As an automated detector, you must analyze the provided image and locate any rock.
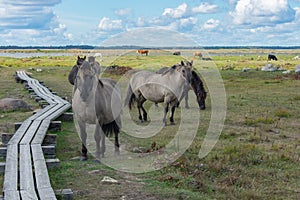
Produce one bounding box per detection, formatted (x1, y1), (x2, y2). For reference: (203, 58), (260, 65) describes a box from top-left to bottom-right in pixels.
(101, 176), (120, 184)
(282, 70), (291, 74)
(295, 65), (300, 73)
(262, 63), (276, 72)
(0, 98), (31, 111)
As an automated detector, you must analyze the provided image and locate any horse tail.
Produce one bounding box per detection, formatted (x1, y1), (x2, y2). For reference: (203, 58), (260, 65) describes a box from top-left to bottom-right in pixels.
(102, 120), (120, 137)
(124, 84), (135, 110)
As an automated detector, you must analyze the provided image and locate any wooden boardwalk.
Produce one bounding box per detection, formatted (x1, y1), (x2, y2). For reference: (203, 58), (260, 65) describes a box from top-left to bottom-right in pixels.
(3, 71), (71, 200)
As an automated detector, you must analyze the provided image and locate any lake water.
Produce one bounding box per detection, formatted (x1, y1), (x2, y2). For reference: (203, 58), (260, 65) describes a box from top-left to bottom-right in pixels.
(0, 52), (74, 58)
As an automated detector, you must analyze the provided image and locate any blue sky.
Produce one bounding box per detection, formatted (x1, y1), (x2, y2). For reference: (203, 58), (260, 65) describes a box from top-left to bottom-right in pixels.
(1, 0), (300, 46)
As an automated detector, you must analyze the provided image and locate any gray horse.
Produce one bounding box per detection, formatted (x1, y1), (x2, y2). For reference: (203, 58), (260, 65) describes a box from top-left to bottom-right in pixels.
(125, 61), (192, 126)
(156, 60), (207, 110)
(71, 59), (121, 161)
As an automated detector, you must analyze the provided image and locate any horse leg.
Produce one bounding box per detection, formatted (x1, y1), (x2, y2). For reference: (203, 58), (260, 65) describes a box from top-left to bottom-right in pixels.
(140, 98), (147, 121)
(163, 103), (169, 126)
(137, 103), (143, 122)
(169, 104), (176, 125)
(185, 91), (189, 109)
(100, 128), (106, 158)
(114, 132), (120, 156)
(79, 122), (88, 161)
(94, 123), (102, 160)
(137, 97), (147, 122)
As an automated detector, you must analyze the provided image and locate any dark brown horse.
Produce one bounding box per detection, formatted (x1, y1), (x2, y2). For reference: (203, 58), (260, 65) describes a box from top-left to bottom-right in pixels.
(68, 56), (86, 85)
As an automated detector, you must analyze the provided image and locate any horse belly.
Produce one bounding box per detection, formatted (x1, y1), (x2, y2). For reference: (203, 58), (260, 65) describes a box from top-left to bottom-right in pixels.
(139, 85), (165, 103)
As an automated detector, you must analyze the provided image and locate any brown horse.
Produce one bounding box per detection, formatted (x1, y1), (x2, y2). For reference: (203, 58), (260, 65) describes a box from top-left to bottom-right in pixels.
(194, 52), (202, 58)
(137, 49), (149, 56)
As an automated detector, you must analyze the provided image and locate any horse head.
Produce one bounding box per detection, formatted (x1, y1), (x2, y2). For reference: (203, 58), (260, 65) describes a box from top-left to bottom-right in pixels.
(191, 70), (206, 110)
(77, 56), (86, 66)
(179, 60), (193, 84)
(76, 60), (98, 102)
(88, 56), (101, 75)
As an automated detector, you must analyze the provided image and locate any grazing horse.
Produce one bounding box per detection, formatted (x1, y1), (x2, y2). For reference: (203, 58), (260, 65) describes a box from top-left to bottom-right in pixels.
(156, 61), (207, 110)
(137, 49), (149, 56)
(71, 60), (121, 161)
(268, 54), (277, 61)
(173, 51), (181, 55)
(194, 52), (202, 58)
(125, 61), (192, 126)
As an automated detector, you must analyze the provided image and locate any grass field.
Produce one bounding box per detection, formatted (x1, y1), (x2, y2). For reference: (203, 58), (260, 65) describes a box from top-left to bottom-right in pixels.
(0, 49), (299, 199)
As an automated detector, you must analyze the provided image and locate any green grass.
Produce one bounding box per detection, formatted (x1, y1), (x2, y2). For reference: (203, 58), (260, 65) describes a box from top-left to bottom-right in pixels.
(0, 49), (299, 199)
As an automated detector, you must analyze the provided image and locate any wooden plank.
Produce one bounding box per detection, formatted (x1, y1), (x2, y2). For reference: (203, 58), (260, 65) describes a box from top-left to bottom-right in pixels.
(38, 187), (57, 200)
(31, 120), (50, 144)
(8, 119), (32, 145)
(35, 106), (62, 121)
(45, 104), (71, 121)
(20, 191), (38, 200)
(31, 144), (51, 188)
(20, 120), (42, 145)
(3, 190), (20, 200)
(19, 145), (38, 199)
(3, 145), (18, 192)
(28, 104), (57, 121)
(31, 145), (56, 199)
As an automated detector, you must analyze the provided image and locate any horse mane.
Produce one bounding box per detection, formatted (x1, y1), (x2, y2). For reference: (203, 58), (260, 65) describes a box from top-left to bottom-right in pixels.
(191, 70), (206, 93)
(160, 64), (180, 76)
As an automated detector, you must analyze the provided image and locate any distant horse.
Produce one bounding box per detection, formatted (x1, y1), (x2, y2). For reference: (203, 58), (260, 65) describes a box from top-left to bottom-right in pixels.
(156, 61), (206, 110)
(202, 57), (212, 61)
(125, 61), (192, 126)
(68, 56), (86, 85)
(268, 54), (277, 61)
(137, 49), (149, 56)
(194, 52), (202, 58)
(173, 51), (181, 56)
(71, 60), (121, 161)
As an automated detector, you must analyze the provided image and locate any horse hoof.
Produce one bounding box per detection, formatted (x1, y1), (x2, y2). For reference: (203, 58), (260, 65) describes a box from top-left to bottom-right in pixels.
(80, 156), (88, 161)
(93, 159), (101, 163)
(170, 122), (176, 125)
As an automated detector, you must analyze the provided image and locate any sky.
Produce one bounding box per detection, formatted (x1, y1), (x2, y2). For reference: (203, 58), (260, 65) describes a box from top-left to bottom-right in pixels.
(1, 0), (300, 46)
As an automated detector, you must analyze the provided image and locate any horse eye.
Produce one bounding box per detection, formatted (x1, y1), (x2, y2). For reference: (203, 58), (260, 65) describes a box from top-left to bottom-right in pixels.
(182, 69), (185, 73)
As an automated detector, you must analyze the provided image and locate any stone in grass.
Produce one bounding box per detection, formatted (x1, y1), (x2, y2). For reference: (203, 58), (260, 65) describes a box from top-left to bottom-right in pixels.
(101, 176), (120, 185)
(0, 98), (31, 112)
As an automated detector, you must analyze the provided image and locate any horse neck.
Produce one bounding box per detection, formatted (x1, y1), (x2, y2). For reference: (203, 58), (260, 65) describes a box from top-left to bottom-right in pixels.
(191, 74), (205, 94)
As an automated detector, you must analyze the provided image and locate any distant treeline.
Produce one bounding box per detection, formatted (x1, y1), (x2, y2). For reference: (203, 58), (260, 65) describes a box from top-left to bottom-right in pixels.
(1, 45), (300, 50)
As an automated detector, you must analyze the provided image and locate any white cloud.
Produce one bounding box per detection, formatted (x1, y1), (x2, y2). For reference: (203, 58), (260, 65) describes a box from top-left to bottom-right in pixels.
(202, 19), (220, 30)
(0, 0), (74, 46)
(163, 3), (188, 18)
(230, 0), (296, 26)
(98, 17), (123, 31)
(0, 0), (61, 29)
(162, 2), (218, 19)
(192, 3), (219, 14)
(115, 8), (131, 16)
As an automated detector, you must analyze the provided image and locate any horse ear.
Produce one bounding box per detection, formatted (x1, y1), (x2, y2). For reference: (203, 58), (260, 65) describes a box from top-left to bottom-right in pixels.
(83, 56), (86, 60)
(181, 61), (185, 66)
(77, 56), (80, 59)
(190, 60), (193, 65)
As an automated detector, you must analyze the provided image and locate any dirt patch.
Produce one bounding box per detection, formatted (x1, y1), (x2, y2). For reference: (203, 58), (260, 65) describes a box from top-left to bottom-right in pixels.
(104, 65), (133, 75)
